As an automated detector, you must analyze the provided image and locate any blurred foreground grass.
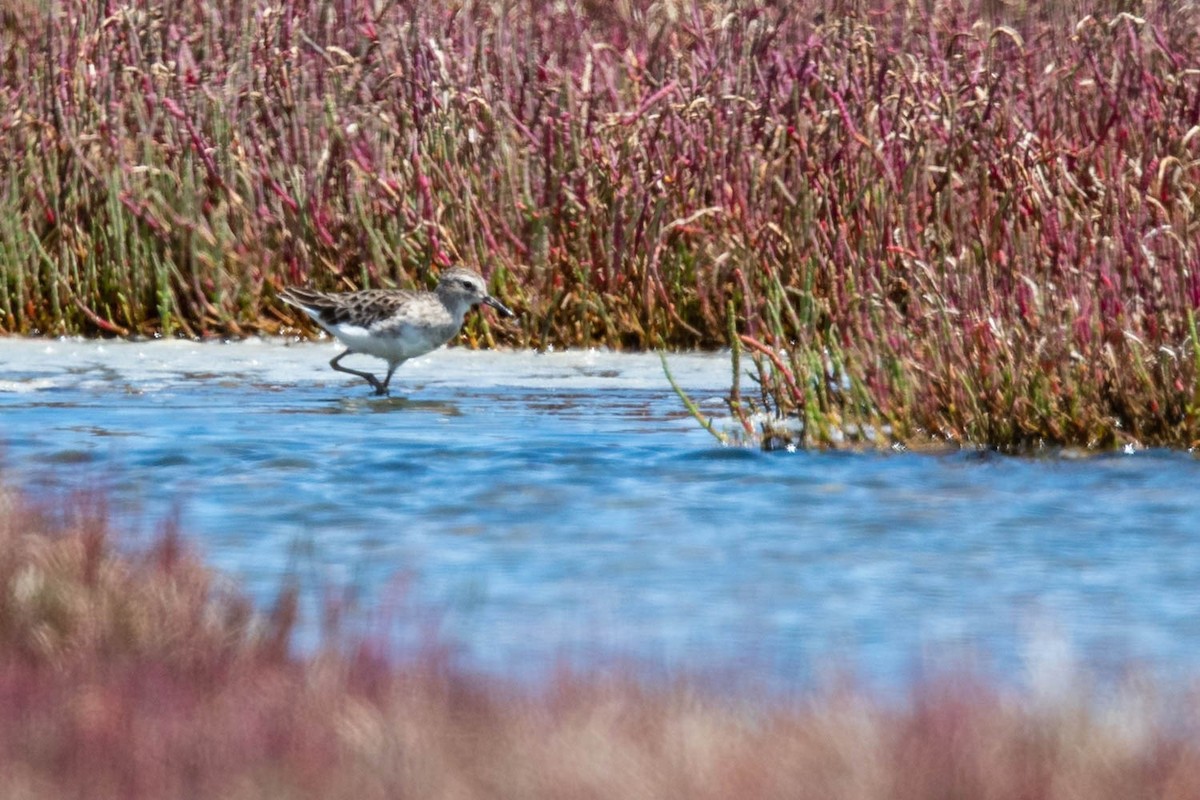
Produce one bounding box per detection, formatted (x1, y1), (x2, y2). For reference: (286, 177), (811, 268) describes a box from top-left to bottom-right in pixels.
(2, 479), (1200, 799)
(2, 0), (1199, 449)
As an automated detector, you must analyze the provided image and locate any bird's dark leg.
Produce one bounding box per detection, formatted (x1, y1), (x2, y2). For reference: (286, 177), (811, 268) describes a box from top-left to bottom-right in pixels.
(379, 360), (404, 395)
(330, 349), (386, 395)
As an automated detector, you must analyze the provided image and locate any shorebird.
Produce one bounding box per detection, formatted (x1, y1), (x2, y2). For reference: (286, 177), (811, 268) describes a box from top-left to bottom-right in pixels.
(280, 267), (514, 395)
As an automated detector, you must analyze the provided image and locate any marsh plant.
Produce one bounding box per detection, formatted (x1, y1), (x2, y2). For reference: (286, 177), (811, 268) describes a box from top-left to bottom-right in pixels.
(2, 0), (1198, 449)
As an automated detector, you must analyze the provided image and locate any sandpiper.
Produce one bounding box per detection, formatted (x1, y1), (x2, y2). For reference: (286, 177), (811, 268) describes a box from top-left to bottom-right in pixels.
(280, 267), (514, 395)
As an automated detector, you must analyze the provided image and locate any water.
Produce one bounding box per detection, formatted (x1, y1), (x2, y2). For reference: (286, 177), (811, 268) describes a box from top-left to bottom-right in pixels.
(2, 337), (1200, 693)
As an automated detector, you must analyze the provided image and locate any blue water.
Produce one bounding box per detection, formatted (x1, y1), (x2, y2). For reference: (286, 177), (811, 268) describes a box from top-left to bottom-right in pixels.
(2, 339), (1200, 693)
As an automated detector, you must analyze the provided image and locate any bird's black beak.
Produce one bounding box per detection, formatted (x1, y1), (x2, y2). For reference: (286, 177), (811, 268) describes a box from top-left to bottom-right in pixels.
(482, 295), (515, 318)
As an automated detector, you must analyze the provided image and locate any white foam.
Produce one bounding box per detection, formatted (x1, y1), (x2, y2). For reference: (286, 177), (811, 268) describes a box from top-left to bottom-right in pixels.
(0, 337), (732, 394)
(0, 378), (56, 393)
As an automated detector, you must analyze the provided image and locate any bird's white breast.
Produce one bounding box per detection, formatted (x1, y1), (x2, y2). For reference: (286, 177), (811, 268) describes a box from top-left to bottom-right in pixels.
(324, 319), (462, 362)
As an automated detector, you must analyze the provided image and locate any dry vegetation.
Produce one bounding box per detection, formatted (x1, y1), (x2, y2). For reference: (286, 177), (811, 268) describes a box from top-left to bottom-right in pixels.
(2, 0), (1199, 449)
(0, 479), (1198, 799)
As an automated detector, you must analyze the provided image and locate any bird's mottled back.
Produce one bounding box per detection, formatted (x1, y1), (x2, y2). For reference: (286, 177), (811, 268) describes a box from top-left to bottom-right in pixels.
(279, 286), (427, 328)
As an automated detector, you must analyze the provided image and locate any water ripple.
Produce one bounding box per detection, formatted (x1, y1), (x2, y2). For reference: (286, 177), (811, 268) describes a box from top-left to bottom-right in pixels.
(2, 339), (1199, 692)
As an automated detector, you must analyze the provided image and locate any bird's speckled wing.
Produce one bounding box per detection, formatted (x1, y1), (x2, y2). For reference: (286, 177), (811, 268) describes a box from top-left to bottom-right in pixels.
(280, 287), (427, 328)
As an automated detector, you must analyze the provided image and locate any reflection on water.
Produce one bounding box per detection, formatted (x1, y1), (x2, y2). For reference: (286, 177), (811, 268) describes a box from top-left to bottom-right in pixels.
(276, 397), (466, 416)
(2, 338), (1200, 693)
